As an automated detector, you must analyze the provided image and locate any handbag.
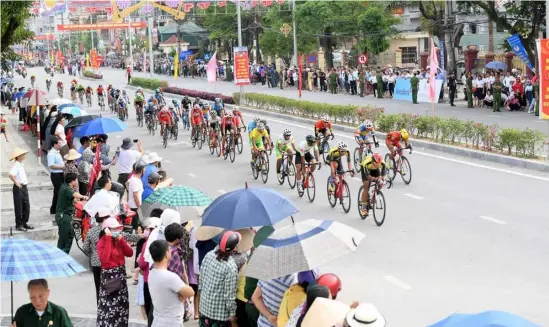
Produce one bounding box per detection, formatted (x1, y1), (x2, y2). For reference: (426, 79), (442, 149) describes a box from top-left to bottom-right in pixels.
(104, 276), (123, 295)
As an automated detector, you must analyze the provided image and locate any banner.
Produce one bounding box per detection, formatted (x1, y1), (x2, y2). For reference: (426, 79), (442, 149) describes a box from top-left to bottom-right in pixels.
(207, 51), (217, 83)
(538, 39), (549, 120)
(174, 54), (179, 79)
(506, 34), (534, 70)
(57, 22), (146, 31)
(439, 39), (444, 71)
(233, 46), (250, 86)
(393, 78), (443, 103)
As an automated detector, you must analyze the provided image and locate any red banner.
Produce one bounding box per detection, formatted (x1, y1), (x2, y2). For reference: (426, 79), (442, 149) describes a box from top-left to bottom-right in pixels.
(234, 46), (250, 86)
(34, 34), (55, 41)
(57, 22), (146, 31)
(298, 53), (303, 98)
(539, 39), (549, 120)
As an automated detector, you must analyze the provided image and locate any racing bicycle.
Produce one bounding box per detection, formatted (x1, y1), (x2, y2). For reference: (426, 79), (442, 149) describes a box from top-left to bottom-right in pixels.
(358, 179), (390, 226)
(276, 152), (296, 189)
(135, 102), (144, 127)
(252, 149), (269, 184)
(223, 132), (236, 163)
(353, 140), (378, 172)
(327, 169), (353, 213)
(318, 133), (334, 164)
(208, 124), (222, 157)
(384, 146), (412, 185)
(297, 162), (320, 202)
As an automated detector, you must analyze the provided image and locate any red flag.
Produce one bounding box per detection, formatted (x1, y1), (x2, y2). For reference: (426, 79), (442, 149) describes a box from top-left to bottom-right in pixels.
(207, 52), (217, 83)
(298, 53), (303, 98)
(88, 149), (102, 195)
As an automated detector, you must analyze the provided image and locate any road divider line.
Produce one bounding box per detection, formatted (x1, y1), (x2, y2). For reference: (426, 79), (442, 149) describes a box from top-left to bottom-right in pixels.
(479, 216), (508, 225)
(188, 173), (197, 178)
(383, 275), (412, 290)
(163, 159), (173, 164)
(404, 193), (424, 200)
(352, 177), (362, 183)
(217, 189), (226, 194)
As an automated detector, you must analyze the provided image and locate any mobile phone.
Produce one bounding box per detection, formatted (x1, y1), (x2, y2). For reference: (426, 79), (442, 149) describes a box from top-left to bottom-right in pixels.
(133, 139), (138, 143)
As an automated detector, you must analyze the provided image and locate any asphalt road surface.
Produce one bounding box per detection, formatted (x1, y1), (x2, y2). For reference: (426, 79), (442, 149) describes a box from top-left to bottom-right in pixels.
(11, 68), (549, 326)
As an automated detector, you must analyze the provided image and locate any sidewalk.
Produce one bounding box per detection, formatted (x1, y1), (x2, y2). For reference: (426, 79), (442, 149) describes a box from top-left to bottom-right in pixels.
(0, 106), (56, 240)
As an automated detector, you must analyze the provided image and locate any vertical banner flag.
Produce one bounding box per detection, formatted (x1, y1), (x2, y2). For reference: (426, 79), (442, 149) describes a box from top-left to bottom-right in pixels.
(207, 51), (217, 83)
(143, 50), (147, 73)
(439, 39), (444, 71)
(86, 53), (90, 68)
(298, 53), (303, 98)
(428, 37), (439, 103)
(174, 54), (179, 79)
(538, 39), (549, 120)
(234, 46), (250, 85)
(506, 34), (534, 70)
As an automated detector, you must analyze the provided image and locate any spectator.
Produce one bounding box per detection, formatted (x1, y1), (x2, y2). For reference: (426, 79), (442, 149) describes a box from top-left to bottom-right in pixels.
(165, 223), (192, 320)
(77, 148), (94, 195)
(47, 137), (65, 215)
(141, 152), (162, 186)
(278, 270), (318, 327)
(135, 217), (161, 319)
(55, 173), (87, 253)
(292, 285), (331, 327)
(117, 138), (144, 192)
(142, 171), (161, 202)
(12, 279), (71, 327)
(96, 217), (134, 327)
(9, 147), (31, 232)
(148, 239), (195, 327)
(76, 136), (90, 163)
(252, 273), (296, 327)
(484, 91), (494, 108)
(127, 161), (146, 232)
(198, 231), (241, 327)
(1, 113), (8, 142)
(43, 107), (57, 151)
(63, 149), (80, 177)
(54, 115), (69, 156)
(344, 303), (386, 327)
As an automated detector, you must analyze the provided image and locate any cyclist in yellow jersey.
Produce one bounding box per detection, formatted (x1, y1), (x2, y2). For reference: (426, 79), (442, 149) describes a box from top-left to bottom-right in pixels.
(249, 122), (271, 163)
(360, 153), (387, 217)
(326, 141), (354, 192)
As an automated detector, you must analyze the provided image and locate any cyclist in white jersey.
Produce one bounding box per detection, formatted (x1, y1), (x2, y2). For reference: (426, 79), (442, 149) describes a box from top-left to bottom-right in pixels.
(276, 129), (298, 179)
(295, 134), (320, 186)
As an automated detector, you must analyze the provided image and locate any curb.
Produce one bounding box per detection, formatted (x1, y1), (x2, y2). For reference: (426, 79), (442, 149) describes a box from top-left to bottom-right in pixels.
(0, 314), (146, 326)
(124, 86), (549, 172)
(80, 76), (104, 81)
(0, 222), (57, 241)
(0, 182), (53, 192)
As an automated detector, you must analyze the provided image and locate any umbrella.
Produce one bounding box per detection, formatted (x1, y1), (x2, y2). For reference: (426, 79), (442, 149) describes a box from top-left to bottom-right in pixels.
(201, 182), (299, 229)
(244, 219), (365, 280)
(22, 89), (47, 106)
(140, 186), (212, 222)
(58, 102), (83, 111)
(1, 235), (86, 319)
(59, 105), (88, 117)
(485, 61), (507, 71)
(50, 98), (72, 106)
(428, 311), (540, 327)
(1, 77), (14, 84)
(73, 117), (127, 137)
(67, 114), (100, 128)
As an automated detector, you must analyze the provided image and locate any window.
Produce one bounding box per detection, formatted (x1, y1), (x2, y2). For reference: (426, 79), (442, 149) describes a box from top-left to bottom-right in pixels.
(400, 47), (417, 64)
(496, 22), (504, 33)
(469, 23), (477, 34)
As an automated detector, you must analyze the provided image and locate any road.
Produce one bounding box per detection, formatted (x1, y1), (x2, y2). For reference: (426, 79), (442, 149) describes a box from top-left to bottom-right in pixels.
(8, 68), (549, 326)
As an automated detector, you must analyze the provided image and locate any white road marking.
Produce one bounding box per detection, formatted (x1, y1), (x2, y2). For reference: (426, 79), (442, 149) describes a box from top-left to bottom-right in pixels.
(404, 193), (424, 200)
(488, 114), (501, 118)
(115, 135), (122, 138)
(352, 177), (362, 183)
(217, 189), (226, 194)
(163, 159), (173, 164)
(242, 113), (549, 182)
(188, 173), (197, 178)
(479, 215), (508, 225)
(384, 275), (412, 290)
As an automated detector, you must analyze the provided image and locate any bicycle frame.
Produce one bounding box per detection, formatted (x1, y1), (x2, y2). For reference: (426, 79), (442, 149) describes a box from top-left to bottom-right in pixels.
(302, 162), (320, 188)
(334, 170), (351, 199)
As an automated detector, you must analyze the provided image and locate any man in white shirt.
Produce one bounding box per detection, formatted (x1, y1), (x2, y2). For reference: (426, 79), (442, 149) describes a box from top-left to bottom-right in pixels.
(127, 161), (145, 231)
(117, 137), (144, 194)
(9, 148), (32, 232)
(503, 72), (515, 94)
(84, 175), (119, 219)
(148, 239), (195, 327)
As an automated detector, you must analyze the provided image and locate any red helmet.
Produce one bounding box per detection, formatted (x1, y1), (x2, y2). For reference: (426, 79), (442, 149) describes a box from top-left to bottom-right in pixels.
(373, 153), (383, 164)
(219, 231), (241, 253)
(316, 273), (341, 298)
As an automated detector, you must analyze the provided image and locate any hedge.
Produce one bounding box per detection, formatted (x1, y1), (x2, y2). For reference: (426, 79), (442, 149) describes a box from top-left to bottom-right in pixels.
(163, 86), (234, 104)
(83, 69), (103, 79)
(376, 113), (546, 158)
(130, 77), (168, 90)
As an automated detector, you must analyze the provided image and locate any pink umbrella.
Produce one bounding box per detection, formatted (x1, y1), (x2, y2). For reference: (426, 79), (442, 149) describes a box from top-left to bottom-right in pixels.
(22, 89), (48, 106)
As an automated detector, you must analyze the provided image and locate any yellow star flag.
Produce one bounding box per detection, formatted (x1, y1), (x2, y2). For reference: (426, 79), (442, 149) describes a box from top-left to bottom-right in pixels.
(86, 53), (90, 68)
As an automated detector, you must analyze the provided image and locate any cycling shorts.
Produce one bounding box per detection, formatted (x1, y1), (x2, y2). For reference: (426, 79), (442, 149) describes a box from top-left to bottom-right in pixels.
(210, 122), (218, 130)
(361, 166), (380, 182)
(316, 128), (327, 136)
(295, 151), (313, 164)
(276, 144), (292, 159)
(250, 139), (264, 150)
(356, 134), (370, 142)
(224, 124), (234, 132)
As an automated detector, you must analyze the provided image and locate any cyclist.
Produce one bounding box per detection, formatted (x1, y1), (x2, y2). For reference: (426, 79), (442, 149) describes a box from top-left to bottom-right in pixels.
(85, 85), (93, 104)
(213, 97), (224, 116)
(355, 120), (379, 156)
(181, 96), (191, 111)
(45, 76), (52, 91)
(190, 104), (204, 141)
(315, 115), (333, 146)
(247, 117), (260, 134)
(326, 141), (354, 193)
(120, 90), (130, 104)
(276, 129), (297, 180)
(134, 89), (145, 111)
(359, 153), (387, 217)
(385, 128), (411, 167)
(154, 88), (164, 104)
(76, 83), (85, 103)
(232, 106), (246, 131)
(158, 105), (173, 137)
(209, 110), (221, 132)
(144, 98), (156, 125)
(202, 103), (211, 127)
(56, 81), (63, 96)
(249, 122), (270, 164)
(30, 75), (36, 87)
(221, 111), (238, 154)
(117, 96), (128, 120)
(70, 81), (77, 99)
(193, 97), (202, 108)
(295, 135), (320, 186)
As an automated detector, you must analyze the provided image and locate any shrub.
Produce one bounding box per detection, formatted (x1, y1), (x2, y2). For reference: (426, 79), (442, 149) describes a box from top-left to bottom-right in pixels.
(163, 87), (234, 104)
(83, 69), (103, 79)
(130, 77), (168, 90)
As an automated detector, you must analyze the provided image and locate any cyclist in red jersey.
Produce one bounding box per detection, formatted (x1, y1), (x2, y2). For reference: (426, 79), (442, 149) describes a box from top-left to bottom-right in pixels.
(158, 105), (173, 137)
(231, 107), (246, 131)
(191, 104), (204, 130)
(96, 85), (104, 95)
(314, 115), (333, 147)
(385, 129), (410, 161)
(221, 111), (238, 153)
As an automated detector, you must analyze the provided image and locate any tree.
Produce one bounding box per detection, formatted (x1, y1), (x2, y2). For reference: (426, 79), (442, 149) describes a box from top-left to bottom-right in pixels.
(1, 1), (34, 69)
(356, 3), (400, 56)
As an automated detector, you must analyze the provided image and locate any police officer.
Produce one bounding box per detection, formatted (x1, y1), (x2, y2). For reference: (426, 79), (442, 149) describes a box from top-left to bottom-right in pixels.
(359, 69), (365, 97)
(466, 72), (474, 108)
(376, 70), (383, 98)
(492, 72), (503, 112)
(329, 68), (338, 94)
(448, 71), (457, 106)
(410, 72), (419, 104)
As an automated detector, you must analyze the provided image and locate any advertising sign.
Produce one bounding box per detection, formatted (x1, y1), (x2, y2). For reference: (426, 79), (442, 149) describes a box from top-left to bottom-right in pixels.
(393, 78), (443, 103)
(57, 22), (146, 31)
(507, 34), (534, 70)
(538, 39), (549, 120)
(234, 46), (250, 86)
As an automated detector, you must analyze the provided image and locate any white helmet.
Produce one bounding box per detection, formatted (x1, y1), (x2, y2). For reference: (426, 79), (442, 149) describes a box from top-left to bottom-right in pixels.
(363, 120), (373, 128)
(257, 122), (265, 130)
(283, 129), (291, 136)
(337, 141), (348, 150)
(225, 111), (233, 118)
(322, 115), (330, 122)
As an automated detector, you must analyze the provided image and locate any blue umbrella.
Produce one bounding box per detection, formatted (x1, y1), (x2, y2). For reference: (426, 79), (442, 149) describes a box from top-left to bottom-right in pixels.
(1, 77), (13, 84)
(73, 117), (127, 137)
(485, 61), (507, 70)
(58, 102), (83, 111)
(428, 311), (540, 327)
(201, 182), (299, 229)
(59, 105), (88, 117)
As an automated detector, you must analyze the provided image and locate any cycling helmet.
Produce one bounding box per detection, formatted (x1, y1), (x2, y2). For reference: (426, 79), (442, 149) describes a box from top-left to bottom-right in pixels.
(136, 87), (142, 92)
(210, 110), (217, 118)
(134, 160), (147, 174)
(219, 230), (242, 253)
(337, 141), (348, 150)
(155, 88), (160, 93)
(322, 115), (330, 122)
(225, 111), (234, 118)
(214, 97), (221, 103)
(372, 153), (383, 165)
(254, 117), (261, 124)
(148, 172), (161, 184)
(257, 122), (265, 130)
(99, 84), (102, 87)
(317, 273), (342, 298)
(283, 129), (292, 136)
(364, 120), (373, 128)
(122, 90), (127, 95)
(172, 99), (178, 104)
(306, 135), (316, 145)
(232, 106), (240, 112)
(400, 129), (409, 141)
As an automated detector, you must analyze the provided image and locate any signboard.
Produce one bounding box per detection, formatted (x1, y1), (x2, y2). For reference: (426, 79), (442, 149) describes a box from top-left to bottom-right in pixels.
(57, 22), (146, 31)
(439, 40), (444, 71)
(507, 34), (534, 70)
(358, 53), (368, 64)
(179, 50), (193, 60)
(538, 39), (549, 120)
(393, 78), (443, 103)
(233, 46), (250, 86)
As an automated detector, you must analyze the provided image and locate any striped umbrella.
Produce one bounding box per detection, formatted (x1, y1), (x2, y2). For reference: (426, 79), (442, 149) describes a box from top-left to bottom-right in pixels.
(141, 186), (212, 222)
(22, 89), (47, 106)
(59, 105), (88, 117)
(244, 219), (365, 280)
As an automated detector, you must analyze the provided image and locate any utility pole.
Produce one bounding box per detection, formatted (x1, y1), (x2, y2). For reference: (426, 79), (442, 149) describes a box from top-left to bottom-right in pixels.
(292, 0), (298, 68)
(444, 0), (457, 73)
(148, 17), (154, 76)
(177, 20), (181, 75)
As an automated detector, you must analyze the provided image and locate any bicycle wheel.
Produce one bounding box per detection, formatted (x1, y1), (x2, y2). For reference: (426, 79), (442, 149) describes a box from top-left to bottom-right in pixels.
(215, 133), (222, 157)
(322, 142), (330, 164)
(191, 129), (197, 147)
(229, 139), (236, 163)
(201, 127), (207, 143)
(173, 125), (179, 140)
(353, 147), (362, 172)
(372, 190), (386, 226)
(208, 133), (215, 155)
(197, 132), (203, 149)
(400, 156), (412, 185)
(287, 161), (297, 189)
(384, 153), (396, 182)
(277, 160), (286, 185)
(261, 152), (269, 184)
(163, 130), (168, 148)
(341, 180), (351, 213)
(252, 160), (259, 180)
(327, 178), (337, 208)
(297, 176), (305, 197)
(236, 134), (243, 154)
(306, 173), (316, 202)
(357, 186), (367, 220)
(223, 138), (229, 160)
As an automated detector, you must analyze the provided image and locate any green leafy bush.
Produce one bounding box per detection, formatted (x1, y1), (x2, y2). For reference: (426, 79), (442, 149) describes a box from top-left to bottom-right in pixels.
(130, 77), (168, 90)
(83, 69), (103, 79)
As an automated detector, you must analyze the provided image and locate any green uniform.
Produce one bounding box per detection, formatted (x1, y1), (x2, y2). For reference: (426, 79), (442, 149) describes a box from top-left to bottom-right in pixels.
(410, 76), (419, 104)
(376, 72), (383, 98)
(279, 70), (284, 89)
(492, 80), (503, 112)
(55, 183), (76, 254)
(14, 302), (72, 327)
(329, 72), (338, 94)
(534, 83), (540, 116)
(466, 76), (474, 108)
(358, 71), (365, 97)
